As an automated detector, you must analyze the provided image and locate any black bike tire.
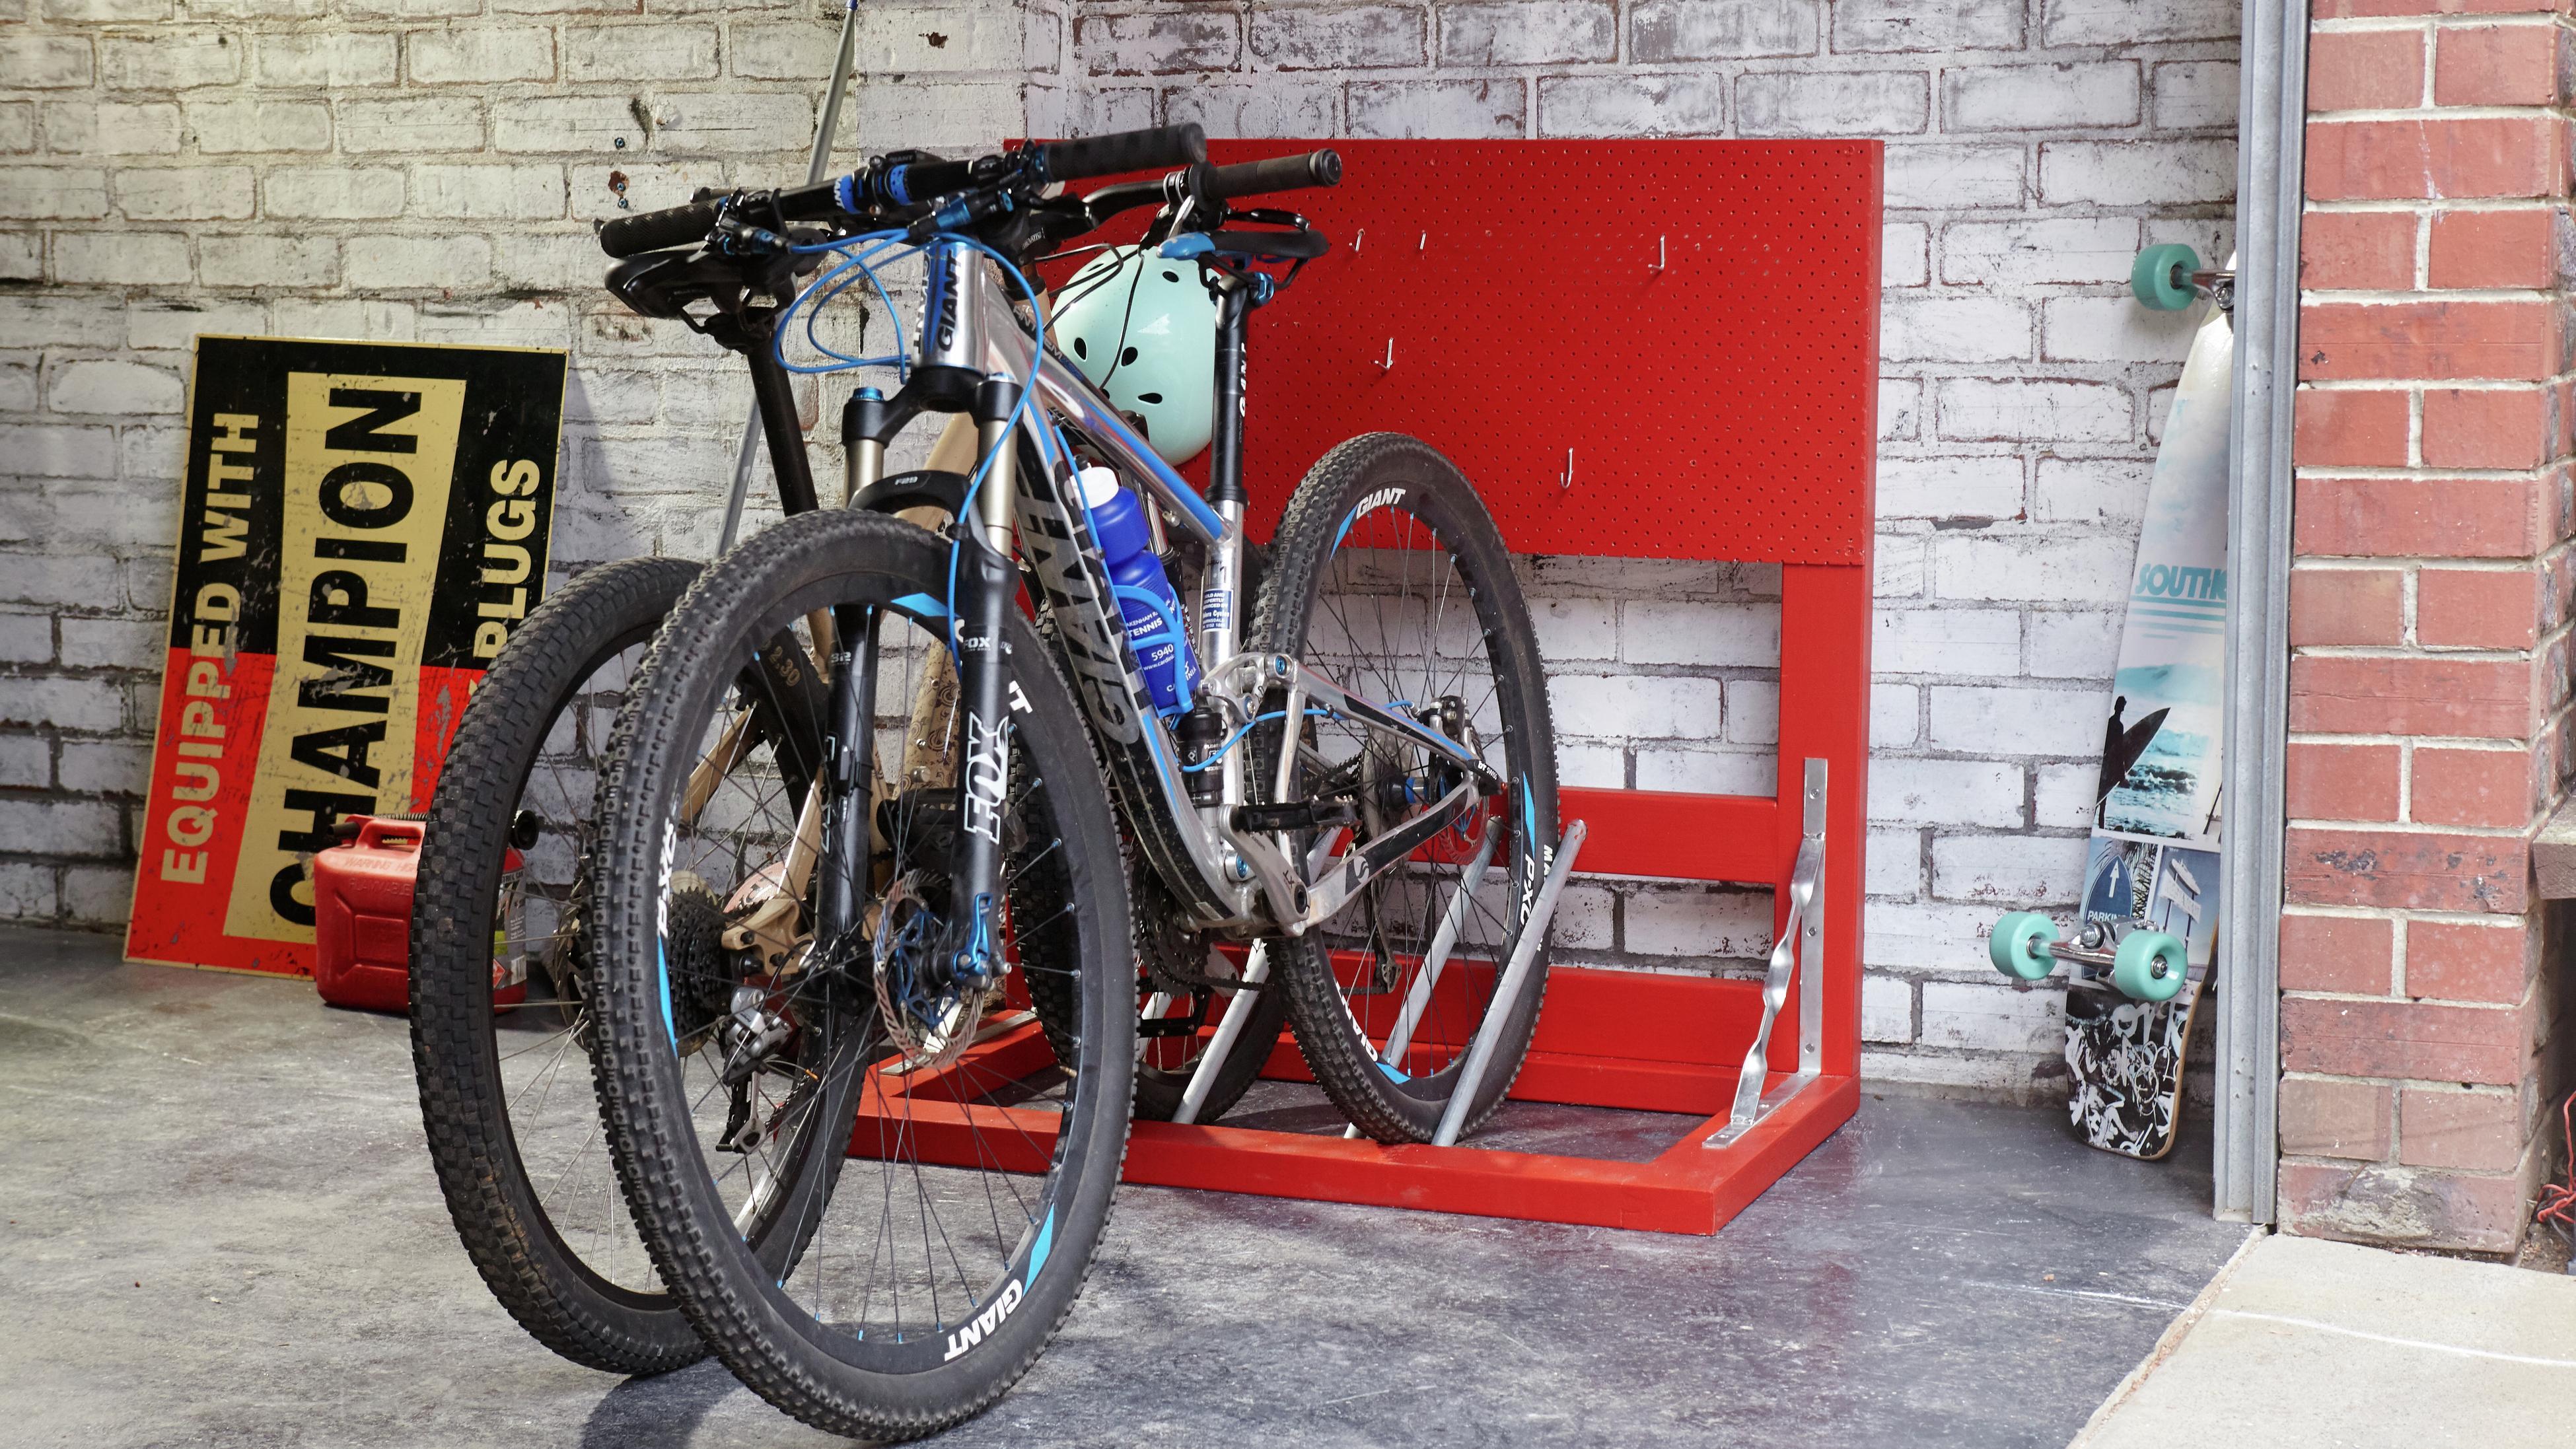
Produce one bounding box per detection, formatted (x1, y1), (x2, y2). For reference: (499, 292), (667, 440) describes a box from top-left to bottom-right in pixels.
(408, 556), (707, 1375)
(589, 511), (1133, 1440)
(1252, 433), (1561, 1144)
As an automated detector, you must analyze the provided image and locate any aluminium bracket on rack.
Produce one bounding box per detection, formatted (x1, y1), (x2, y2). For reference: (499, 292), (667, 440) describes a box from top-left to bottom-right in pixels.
(1709, 757), (1826, 1149)
(1430, 818), (1589, 1147)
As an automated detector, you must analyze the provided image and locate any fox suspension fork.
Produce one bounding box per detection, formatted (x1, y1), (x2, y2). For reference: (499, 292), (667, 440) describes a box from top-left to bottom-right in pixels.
(943, 376), (1024, 979)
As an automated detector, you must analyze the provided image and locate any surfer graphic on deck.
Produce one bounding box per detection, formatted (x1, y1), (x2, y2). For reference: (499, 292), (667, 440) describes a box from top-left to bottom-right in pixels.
(2094, 694), (2170, 828)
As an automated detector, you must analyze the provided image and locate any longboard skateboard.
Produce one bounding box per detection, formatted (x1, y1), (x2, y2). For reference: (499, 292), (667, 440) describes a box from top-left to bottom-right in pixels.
(1990, 246), (2232, 1162)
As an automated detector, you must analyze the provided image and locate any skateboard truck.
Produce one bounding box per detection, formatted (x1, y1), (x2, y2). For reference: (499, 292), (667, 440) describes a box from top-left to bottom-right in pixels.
(2133, 244), (2233, 317)
(1989, 911), (2186, 1004)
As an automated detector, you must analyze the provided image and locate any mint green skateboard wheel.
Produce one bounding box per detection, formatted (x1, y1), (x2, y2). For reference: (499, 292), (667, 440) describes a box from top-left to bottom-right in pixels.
(1990, 912), (2059, 981)
(2112, 931), (2187, 1002)
(2132, 244), (2201, 311)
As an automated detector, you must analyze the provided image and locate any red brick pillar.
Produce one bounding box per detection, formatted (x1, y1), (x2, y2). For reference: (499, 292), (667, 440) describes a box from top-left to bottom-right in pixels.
(2283, 4), (2571, 1254)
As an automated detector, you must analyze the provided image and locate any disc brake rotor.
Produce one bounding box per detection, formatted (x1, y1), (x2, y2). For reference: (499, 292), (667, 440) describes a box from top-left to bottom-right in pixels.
(871, 870), (986, 1068)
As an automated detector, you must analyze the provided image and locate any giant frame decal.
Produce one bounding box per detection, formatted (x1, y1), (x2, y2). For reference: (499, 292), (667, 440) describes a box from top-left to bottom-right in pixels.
(126, 336), (567, 976)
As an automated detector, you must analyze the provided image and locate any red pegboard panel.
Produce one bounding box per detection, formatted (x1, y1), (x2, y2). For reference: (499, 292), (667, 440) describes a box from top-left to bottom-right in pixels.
(1050, 139), (1882, 564)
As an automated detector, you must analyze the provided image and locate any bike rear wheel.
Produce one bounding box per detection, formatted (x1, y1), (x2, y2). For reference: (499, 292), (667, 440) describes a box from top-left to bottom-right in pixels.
(410, 556), (819, 1374)
(1254, 433), (1560, 1144)
(589, 509), (1132, 1440)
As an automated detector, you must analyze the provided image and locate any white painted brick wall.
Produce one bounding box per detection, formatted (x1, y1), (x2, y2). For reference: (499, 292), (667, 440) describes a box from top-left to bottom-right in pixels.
(0, 0), (2233, 1103)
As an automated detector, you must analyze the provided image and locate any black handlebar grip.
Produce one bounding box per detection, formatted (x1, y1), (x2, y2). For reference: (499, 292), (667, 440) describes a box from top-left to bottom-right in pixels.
(1037, 124), (1208, 184)
(1198, 149), (1343, 201)
(598, 199), (721, 258)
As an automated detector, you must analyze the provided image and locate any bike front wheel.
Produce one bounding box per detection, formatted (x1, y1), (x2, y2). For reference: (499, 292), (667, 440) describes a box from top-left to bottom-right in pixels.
(1254, 433), (1561, 1144)
(588, 509), (1133, 1440)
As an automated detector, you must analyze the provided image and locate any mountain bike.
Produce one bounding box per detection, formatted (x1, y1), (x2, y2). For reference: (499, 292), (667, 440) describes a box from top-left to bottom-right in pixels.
(402, 130), (1295, 1375)
(579, 125), (1569, 1434)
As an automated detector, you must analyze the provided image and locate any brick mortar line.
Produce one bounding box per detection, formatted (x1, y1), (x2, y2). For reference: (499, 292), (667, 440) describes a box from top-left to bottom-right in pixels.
(2284, 1078), (2520, 1096)
(2307, 106), (2576, 124)
(2288, 643), (2544, 660)
(2294, 561), (2558, 575)
(2304, 287), (2569, 302)
(2312, 14), (2563, 30)
(2288, 731), (2566, 747)
(2307, 197), (2574, 213)
(2280, 993), (2531, 1014)
(2277, 1154), (2527, 1179)
(2297, 383), (2576, 402)
(2285, 907), (2536, 927)
(2291, 464), (2571, 480)
(2284, 816), (2542, 838)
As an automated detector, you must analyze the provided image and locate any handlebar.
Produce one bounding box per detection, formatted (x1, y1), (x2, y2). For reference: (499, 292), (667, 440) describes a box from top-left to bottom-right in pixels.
(1038, 124), (1207, 183)
(599, 178), (843, 260)
(600, 125), (1211, 260)
(1193, 149), (1342, 202)
(600, 198), (724, 259)
(598, 127), (1323, 262)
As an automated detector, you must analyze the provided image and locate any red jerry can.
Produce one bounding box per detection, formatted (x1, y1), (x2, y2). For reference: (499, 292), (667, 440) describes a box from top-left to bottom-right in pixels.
(310, 816), (430, 1012)
(312, 816), (532, 1014)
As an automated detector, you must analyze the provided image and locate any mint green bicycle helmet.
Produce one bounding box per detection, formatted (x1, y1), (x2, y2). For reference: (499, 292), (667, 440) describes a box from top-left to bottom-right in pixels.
(1052, 246), (1216, 466)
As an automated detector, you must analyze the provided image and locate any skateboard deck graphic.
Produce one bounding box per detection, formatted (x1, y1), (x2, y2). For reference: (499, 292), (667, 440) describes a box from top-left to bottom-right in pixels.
(2067, 291), (2232, 1161)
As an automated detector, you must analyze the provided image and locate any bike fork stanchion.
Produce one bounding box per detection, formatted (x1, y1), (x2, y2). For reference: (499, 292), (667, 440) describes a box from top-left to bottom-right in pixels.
(715, 0), (865, 555)
(1710, 759), (1826, 1149)
(1171, 942), (1270, 1125)
(1430, 819), (1588, 1148)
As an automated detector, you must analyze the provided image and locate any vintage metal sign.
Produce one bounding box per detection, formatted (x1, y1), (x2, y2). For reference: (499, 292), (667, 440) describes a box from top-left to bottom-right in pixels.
(125, 336), (565, 975)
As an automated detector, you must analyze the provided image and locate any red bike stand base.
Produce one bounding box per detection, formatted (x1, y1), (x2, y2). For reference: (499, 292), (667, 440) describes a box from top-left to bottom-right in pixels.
(857, 137), (1880, 1237)
(1121, 1082), (1861, 1236)
(852, 953), (1861, 1237)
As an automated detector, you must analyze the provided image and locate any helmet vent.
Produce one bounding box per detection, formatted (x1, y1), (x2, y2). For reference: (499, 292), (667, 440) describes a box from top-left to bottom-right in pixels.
(1136, 392), (1163, 404)
(1120, 347), (1139, 366)
(1071, 337), (1087, 359)
(1162, 270), (1180, 283)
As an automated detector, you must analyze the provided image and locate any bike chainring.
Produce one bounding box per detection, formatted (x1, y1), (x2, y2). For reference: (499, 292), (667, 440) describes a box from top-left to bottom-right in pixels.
(1133, 859), (1240, 995)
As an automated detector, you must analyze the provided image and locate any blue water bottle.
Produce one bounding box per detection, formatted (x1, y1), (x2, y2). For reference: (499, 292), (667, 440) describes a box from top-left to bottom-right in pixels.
(1078, 466), (1201, 713)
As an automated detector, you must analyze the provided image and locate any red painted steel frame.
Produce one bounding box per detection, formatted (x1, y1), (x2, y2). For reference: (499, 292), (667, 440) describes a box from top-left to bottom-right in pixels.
(865, 139), (1878, 1236)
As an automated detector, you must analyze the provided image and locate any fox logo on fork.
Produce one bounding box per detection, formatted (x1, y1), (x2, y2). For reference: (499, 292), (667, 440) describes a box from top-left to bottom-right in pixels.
(962, 711), (1007, 844)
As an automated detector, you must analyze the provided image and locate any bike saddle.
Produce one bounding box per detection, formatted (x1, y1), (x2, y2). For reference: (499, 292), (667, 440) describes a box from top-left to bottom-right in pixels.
(604, 239), (830, 328)
(605, 248), (750, 324)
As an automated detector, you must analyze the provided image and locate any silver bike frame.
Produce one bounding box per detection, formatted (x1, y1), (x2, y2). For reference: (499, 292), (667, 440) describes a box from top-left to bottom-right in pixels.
(931, 247), (1494, 937)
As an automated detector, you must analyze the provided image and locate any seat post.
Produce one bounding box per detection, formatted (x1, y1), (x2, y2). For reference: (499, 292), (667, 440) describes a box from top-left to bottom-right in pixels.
(1206, 282), (1251, 509)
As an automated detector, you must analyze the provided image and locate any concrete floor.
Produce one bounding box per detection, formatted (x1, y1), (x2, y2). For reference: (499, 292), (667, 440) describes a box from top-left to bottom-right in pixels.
(1, 925), (2250, 1447)
(2078, 1233), (2576, 1449)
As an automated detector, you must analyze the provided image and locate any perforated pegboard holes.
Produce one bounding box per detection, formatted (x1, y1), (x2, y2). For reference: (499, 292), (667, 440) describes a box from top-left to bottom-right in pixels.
(1147, 140), (1884, 565)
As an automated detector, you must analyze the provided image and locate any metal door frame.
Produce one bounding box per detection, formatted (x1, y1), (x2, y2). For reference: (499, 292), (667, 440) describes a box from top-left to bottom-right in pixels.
(2217, 0), (2305, 1224)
